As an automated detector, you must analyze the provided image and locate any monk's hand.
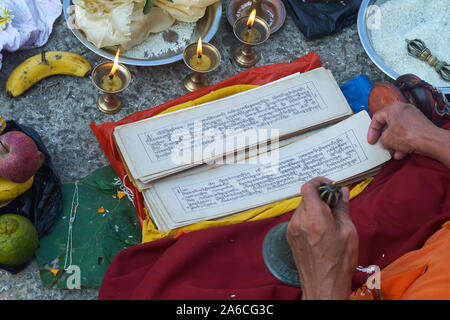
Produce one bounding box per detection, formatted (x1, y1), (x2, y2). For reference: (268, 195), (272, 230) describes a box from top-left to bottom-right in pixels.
(367, 102), (436, 160)
(286, 177), (358, 300)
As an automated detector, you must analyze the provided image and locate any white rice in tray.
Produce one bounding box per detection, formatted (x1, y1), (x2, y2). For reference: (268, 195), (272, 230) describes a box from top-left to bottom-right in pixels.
(371, 0), (450, 88)
(123, 21), (196, 59)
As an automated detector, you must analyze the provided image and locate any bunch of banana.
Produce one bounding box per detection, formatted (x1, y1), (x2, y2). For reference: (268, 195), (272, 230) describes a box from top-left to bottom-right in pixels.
(0, 176), (34, 208)
(6, 51), (92, 98)
(0, 116), (5, 134)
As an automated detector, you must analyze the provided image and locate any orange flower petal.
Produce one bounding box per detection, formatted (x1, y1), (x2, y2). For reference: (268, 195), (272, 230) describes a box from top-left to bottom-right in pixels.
(50, 268), (59, 277)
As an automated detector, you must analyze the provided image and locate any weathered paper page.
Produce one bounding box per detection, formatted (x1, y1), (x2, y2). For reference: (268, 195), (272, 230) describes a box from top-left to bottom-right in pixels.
(114, 67), (353, 186)
(146, 111), (391, 231)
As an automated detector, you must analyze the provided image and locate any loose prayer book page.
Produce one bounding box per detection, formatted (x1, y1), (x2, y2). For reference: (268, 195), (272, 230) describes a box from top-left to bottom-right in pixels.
(144, 111), (392, 232)
(113, 67), (353, 190)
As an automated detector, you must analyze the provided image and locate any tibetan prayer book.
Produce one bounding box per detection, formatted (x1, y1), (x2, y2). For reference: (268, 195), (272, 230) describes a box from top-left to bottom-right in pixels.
(143, 111), (391, 232)
(114, 67), (354, 191)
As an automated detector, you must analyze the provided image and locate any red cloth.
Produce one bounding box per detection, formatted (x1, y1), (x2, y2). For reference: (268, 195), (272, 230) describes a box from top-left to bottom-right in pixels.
(90, 52), (322, 226)
(350, 121), (450, 289)
(99, 122), (450, 300)
(100, 214), (298, 300)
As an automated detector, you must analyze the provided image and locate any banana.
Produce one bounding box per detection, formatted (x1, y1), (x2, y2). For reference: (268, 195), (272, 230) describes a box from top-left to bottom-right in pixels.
(0, 176), (34, 202)
(0, 116), (5, 134)
(6, 51), (92, 98)
(0, 199), (13, 208)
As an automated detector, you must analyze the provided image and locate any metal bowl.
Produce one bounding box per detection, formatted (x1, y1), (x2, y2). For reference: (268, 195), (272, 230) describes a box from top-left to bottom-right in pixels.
(63, 0), (222, 66)
(357, 0), (449, 95)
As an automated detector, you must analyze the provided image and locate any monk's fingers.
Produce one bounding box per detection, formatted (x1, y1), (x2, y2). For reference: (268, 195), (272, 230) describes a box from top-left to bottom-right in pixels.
(332, 187), (351, 225)
(301, 177), (332, 201)
(386, 148), (395, 156)
(367, 110), (388, 145)
(300, 177), (335, 221)
(393, 150), (407, 160)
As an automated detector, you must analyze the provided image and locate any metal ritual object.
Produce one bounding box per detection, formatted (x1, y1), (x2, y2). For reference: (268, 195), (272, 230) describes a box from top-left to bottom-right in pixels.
(262, 182), (342, 287)
(262, 221), (300, 287)
(232, 14), (270, 68)
(92, 62), (131, 114)
(182, 41), (221, 92)
(357, 0), (450, 95)
(226, 0), (286, 33)
(317, 181), (342, 209)
(406, 39), (450, 82)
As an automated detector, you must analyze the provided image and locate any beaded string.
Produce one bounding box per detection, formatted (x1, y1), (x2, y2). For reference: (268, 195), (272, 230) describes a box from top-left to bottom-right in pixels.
(63, 175), (133, 271)
(113, 174), (135, 206)
(64, 181), (79, 271)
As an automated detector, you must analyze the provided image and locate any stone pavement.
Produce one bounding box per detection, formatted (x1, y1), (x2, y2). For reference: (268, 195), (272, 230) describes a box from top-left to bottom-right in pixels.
(0, 3), (389, 299)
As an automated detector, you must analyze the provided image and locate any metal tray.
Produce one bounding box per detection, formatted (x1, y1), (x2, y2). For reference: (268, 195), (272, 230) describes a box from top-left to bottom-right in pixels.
(357, 0), (449, 95)
(63, 0), (222, 66)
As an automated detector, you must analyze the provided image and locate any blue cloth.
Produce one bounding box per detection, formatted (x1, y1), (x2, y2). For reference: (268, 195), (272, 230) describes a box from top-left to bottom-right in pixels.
(340, 75), (373, 114)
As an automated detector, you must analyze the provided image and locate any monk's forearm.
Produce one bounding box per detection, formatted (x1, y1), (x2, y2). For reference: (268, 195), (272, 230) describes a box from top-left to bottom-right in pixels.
(417, 126), (450, 169)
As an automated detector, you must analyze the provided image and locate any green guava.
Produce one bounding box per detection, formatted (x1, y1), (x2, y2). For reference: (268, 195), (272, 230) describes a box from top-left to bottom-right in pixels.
(0, 214), (39, 266)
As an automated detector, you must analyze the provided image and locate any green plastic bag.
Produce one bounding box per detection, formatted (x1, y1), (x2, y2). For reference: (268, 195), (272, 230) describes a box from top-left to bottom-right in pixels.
(36, 166), (141, 289)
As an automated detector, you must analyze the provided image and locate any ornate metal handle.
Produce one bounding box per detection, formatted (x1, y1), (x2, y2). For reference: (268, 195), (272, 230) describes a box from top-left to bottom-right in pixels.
(406, 39), (450, 82)
(317, 182), (342, 209)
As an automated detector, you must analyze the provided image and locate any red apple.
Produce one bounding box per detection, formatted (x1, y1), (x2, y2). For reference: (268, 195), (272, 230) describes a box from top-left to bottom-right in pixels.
(0, 131), (40, 183)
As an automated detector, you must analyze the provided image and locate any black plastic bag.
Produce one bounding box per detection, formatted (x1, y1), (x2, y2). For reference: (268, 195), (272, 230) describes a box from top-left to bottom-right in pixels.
(282, 0), (362, 40)
(0, 121), (62, 273)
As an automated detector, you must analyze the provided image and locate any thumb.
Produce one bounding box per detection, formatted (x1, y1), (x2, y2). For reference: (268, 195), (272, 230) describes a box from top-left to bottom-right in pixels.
(367, 110), (388, 145)
(332, 187), (351, 225)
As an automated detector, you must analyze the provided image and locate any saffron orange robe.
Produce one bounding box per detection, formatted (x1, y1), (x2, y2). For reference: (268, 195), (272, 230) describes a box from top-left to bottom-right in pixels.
(352, 221), (450, 300)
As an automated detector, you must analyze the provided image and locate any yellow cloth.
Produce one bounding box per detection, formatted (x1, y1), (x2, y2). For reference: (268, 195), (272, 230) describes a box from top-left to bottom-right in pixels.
(142, 85), (374, 243)
(158, 85), (259, 115)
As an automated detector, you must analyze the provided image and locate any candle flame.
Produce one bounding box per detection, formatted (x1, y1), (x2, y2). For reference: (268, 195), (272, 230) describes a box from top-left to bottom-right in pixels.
(247, 9), (256, 28)
(109, 46), (121, 77)
(197, 37), (203, 57)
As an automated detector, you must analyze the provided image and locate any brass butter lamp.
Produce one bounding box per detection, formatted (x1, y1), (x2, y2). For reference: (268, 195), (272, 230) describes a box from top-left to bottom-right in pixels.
(233, 9), (270, 68)
(183, 37), (221, 92)
(92, 47), (131, 114)
(226, 0), (287, 34)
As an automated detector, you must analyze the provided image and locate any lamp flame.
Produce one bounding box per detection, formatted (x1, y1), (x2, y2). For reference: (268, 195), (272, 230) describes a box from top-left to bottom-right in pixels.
(197, 37), (203, 58)
(109, 46), (121, 78)
(247, 9), (256, 28)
